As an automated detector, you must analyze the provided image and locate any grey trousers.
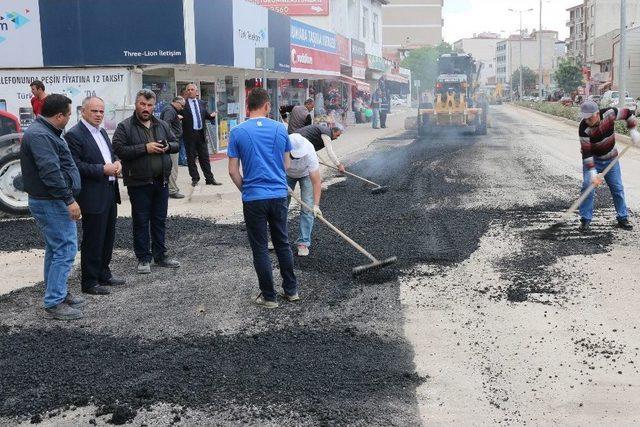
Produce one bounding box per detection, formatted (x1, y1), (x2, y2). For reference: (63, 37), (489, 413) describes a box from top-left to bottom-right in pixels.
(169, 153), (180, 195)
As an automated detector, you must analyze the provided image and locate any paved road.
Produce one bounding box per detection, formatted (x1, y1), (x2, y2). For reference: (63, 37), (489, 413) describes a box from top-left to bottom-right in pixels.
(1, 105), (639, 425)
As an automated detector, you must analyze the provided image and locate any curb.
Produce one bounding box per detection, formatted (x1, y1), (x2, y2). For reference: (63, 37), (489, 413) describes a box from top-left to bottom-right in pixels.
(510, 104), (635, 146)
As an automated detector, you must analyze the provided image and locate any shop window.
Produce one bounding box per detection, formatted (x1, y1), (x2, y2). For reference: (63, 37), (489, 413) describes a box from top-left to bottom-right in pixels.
(373, 13), (379, 43)
(362, 6), (369, 39)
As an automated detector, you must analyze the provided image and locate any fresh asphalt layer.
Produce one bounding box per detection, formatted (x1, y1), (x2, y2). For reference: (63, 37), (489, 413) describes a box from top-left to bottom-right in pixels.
(1, 105), (639, 425)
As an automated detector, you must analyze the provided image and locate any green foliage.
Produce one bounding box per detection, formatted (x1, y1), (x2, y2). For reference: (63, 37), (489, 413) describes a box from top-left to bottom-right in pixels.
(401, 42), (453, 91)
(554, 60), (584, 94)
(511, 67), (538, 95)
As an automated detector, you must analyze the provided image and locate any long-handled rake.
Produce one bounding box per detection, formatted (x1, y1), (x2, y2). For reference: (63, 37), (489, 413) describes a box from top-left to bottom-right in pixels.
(543, 143), (633, 236)
(288, 188), (397, 276)
(319, 161), (389, 195)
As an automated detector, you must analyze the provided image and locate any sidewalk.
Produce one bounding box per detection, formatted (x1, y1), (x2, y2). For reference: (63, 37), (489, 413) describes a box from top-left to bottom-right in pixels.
(0, 108), (413, 295)
(117, 107), (414, 223)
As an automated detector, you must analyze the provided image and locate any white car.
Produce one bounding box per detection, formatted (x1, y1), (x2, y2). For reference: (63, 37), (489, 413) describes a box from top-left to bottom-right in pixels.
(600, 90), (630, 109)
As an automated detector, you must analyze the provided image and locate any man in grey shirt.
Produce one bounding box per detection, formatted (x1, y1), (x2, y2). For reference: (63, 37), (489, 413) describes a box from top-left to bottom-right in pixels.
(160, 96), (186, 199)
(287, 98), (314, 134)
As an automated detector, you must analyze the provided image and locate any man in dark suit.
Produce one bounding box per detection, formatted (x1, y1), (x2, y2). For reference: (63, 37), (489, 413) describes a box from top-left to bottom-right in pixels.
(181, 83), (222, 186)
(66, 96), (125, 295)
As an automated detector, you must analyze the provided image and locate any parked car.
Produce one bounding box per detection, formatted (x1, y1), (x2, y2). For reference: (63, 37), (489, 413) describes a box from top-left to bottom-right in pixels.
(587, 94), (602, 104)
(623, 96), (637, 112)
(559, 96), (574, 107)
(0, 110), (27, 215)
(390, 94), (407, 107)
(600, 90), (630, 108)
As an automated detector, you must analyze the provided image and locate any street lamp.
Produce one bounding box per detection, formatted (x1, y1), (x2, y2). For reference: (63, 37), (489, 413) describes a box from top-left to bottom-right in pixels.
(508, 7), (534, 99)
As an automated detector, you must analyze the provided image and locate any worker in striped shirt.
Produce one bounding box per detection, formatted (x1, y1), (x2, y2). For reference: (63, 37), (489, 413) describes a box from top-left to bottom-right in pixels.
(577, 100), (636, 232)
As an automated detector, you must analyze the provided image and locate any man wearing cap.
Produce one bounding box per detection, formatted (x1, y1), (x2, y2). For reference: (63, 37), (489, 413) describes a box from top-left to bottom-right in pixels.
(287, 133), (323, 257)
(296, 123), (346, 174)
(287, 98), (315, 134)
(577, 100), (637, 231)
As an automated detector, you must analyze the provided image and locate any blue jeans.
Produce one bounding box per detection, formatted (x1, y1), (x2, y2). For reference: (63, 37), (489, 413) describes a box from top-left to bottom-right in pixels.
(29, 198), (78, 308)
(243, 197), (298, 301)
(127, 180), (169, 263)
(579, 158), (628, 222)
(178, 137), (187, 165)
(287, 175), (314, 247)
(372, 108), (380, 128)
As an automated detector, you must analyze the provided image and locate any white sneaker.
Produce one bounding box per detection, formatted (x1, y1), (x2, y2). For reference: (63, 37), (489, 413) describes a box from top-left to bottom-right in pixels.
(297, 244), (309, 257)
(255, 294), (279, 309)
(267, 241), (274, 251)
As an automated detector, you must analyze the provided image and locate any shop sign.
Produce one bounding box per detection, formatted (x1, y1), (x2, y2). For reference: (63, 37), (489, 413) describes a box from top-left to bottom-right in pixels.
(290, 20), (339, 75)
(0, 0), (43, 68)
(233, 0), (269, 70)
(195, 0), (234, 66)
(350, 39), (366, 79)
(39, 0), (186, 66)
(0, 68), (130, 131)
(268, 9), (291, 72)
(247, 0), (329, 16)
(367, 54), (385, 72)
(336, 34), (351, 66)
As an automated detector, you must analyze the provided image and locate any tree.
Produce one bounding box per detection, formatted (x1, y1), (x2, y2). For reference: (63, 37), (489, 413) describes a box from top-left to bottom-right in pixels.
(401, 42), (453, 95)
(554, 60), (583, 95)
(511, 67), (538, 95)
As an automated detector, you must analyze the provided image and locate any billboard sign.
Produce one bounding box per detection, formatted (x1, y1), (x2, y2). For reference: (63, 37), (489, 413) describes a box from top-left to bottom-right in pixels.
(290, 20), (338, 75)
(350, 39), (366, 79)
(247, 0), (329, 16)
(233, 0), (269, 70)
(0, 0), (43, 68)
(336, 34), (351, 66)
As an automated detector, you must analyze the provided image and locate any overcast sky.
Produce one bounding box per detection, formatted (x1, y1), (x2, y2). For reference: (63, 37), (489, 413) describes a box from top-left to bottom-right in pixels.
(443, 0), (580, 43)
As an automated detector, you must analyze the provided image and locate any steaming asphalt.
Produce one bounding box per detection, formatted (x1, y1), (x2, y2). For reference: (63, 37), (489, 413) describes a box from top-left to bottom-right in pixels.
(1, 105), (640, 425)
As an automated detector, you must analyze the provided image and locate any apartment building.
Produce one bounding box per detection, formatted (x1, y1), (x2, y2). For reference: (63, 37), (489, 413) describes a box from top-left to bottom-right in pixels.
(382, 0), (443, 61)
(453, 33), (503, 85)
(566, 3), (586, 61)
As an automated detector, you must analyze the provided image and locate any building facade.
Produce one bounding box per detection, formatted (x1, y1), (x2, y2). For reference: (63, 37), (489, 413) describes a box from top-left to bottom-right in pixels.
(453, 33), (502, 86)
(566, 3), (586, 62)
(381, 0), (443, 62)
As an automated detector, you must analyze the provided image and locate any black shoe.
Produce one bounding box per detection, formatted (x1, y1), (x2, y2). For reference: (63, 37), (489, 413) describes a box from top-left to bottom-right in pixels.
(64, 292), (87, 309)
(100, 276), (126, 287)
(578, 219), (591, 232)
(169, 192), (186, 199)
(154, 258), (181, 268)
(191, 179), (200, 187)
(45, 303), (83, 321)
(82, 285), (111, 295)
(205, 179), (223, 186)
(618, 218), (634, 231)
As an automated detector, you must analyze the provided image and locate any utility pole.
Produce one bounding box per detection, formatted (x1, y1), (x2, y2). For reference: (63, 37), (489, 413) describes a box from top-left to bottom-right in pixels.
(509, 8), (533, 99)
(539, 0), (543, 99)
(619, 0), (627, 100)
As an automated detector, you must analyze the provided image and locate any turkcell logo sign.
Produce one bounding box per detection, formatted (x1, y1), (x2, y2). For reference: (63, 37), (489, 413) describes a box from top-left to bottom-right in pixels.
(0, 10), (31, 44)
(290, 20), (336, 53)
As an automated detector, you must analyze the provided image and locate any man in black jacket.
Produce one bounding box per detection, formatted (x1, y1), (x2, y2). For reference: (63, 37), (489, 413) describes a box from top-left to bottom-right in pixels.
(112, 89), (181, 274)
(20, 94), (85, 320)
(181, 83), (222, 186)
(66, 96), (125, 296)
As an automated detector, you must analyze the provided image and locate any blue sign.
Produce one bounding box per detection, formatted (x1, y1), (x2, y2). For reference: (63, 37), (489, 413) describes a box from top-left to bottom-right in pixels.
(39, 0), (186, 66)
(194, 0), (234, 66)
(268, 10), (291, 72)
(290, 20), (336, 54)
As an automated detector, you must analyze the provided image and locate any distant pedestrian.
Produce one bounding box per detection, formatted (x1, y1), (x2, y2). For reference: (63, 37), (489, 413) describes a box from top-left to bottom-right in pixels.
(371, 88), (381, 129)
(20, 94), (85, 320)
(296, 123), (346, 174)
(112, 89), (181, 274)
(181, 83), (221, 186)
(379, 90), (389, 129)
(287, 97), (314, 134)
(286, 133), (322, 257)
(577, 100), (636, 232)
(161, 96), (186, 199)
(66, 96), (124, 296)
(228, 88), (298, 308)
(29, 80), (47, 117)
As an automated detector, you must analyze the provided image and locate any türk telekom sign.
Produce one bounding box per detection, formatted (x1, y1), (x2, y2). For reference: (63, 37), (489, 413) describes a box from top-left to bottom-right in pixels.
(247, 0), (328, 16)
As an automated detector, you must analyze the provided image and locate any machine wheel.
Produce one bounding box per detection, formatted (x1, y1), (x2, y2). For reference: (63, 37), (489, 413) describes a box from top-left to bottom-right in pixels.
(418, 113), (430, 137)
(0, 152), (29, 215)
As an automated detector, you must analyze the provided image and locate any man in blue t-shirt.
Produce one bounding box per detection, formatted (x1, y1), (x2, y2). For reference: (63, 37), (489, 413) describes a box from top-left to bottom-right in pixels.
(228, 88), (298, 308)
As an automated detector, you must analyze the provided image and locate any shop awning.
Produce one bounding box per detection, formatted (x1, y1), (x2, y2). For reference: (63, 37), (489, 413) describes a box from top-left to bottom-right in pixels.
(338, 74), (371, 92)
(384, 73), (409, 84)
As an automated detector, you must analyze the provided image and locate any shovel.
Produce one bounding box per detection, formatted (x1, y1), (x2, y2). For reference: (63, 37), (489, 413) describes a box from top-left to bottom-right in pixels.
(319, 161), (389, 195)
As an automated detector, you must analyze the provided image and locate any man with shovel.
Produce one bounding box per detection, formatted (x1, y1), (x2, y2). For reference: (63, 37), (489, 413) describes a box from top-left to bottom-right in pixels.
(578, 100), (636, 232)
(296, 123), (346, 174)
(287, 133), (323, 257)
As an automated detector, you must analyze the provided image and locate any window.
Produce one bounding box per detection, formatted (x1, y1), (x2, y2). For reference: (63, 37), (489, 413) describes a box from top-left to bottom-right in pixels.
(362, 6), (369, 39)
(589, 43), (594, 55)
(373, 13), (379, 43)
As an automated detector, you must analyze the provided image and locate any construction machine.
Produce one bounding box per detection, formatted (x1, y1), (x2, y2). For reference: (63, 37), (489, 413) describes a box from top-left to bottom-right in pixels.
(417, 53), (488, 136)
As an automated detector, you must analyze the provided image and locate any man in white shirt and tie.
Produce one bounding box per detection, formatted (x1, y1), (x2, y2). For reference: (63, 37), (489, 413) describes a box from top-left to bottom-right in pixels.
(66, 96), (125, 296)
(182, 83), (222, 186)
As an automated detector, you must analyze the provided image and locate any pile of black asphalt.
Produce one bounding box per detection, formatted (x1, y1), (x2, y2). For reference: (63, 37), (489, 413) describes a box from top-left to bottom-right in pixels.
(0, 127), (618, 424)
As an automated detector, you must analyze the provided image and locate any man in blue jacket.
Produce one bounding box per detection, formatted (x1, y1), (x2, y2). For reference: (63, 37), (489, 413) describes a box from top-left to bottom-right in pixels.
(20, 94), (85, 320)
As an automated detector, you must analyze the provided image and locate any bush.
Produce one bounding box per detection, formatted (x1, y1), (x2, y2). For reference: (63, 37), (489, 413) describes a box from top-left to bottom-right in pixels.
(514, 101), (631, 136)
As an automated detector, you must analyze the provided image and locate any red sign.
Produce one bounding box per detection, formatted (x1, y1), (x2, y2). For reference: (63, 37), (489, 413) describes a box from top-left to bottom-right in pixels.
(290, 44), (339, 75)
(336, 34), (351, 66)
(248, 0), (329, 16)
